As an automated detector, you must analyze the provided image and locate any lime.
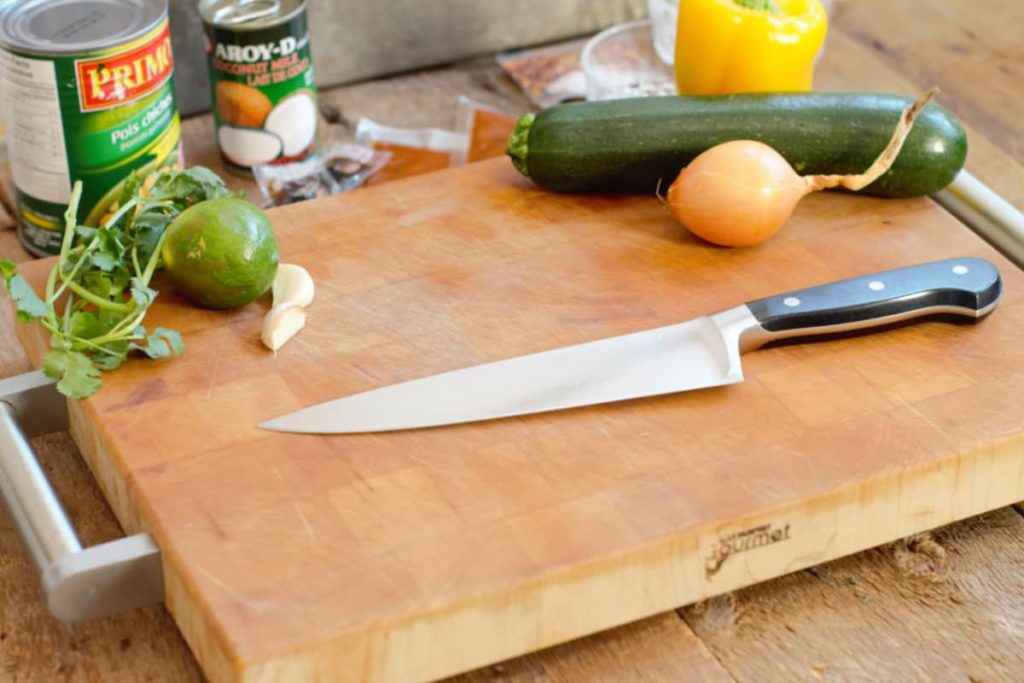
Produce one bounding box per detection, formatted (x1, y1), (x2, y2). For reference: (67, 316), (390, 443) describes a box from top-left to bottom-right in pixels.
(161, 198), (279, 309)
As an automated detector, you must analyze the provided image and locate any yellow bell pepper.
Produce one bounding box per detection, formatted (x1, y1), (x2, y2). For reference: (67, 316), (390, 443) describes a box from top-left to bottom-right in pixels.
(673, 0), (828, 95)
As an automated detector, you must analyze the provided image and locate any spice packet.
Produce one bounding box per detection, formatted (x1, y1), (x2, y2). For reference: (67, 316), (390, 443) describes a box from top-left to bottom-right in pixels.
(496, 38), (587, 108)
(453, 96), (521, 166)
(354, 118), (467, 185)
(252, 141), (390, 207)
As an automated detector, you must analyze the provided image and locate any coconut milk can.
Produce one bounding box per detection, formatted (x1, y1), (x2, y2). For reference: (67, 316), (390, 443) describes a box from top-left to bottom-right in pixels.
(199, 0), (318, 172)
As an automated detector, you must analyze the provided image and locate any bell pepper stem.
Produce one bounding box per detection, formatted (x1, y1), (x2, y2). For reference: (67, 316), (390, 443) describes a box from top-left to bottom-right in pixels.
(732, 0), (779, 13)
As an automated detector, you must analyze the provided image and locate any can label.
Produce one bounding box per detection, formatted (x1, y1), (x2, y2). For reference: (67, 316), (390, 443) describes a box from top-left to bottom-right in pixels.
(204, 7), (318, 171)
(2, 20), (182, 256)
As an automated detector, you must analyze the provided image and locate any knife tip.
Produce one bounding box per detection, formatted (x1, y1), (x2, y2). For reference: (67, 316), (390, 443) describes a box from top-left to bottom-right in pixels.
(256, 419), (289, 433)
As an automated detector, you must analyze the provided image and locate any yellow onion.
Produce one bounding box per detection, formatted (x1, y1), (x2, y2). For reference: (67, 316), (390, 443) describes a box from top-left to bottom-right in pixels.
(667, 87), (938, 247)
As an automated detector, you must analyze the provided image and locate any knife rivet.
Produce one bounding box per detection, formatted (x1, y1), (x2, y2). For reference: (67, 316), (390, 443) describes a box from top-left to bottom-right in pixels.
(783, 297), (800, 307)
(953, 265), (969, 275)
(868, 280), (885, 291)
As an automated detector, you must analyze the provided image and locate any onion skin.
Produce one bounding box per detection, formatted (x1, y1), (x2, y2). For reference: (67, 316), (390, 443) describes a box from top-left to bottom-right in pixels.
(666, 88), (938, 248)
(667, 140), (809, 247)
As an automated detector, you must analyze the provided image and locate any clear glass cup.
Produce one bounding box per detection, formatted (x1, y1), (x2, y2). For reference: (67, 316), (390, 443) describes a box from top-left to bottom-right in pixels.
(648, 0), (679, 66)
(581, 20), (677, 101)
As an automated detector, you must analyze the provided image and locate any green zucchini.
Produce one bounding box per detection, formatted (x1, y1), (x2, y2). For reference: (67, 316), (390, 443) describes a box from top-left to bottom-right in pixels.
(507, 93), (967, 197)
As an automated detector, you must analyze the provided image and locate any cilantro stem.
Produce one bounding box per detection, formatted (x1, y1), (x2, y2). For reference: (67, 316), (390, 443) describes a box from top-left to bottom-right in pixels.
(140, 230), (169, 284)
(40, 318), (60, 337)
(62, 292), (75, 331)
(132, 247), (143, 280)
(90, 308), (147, 345)
(51, 235), (101, 304)
(69, 335), (127, 358)
(66, 281), (133, 313)
(51, 198), (140, 304)
(58, 183), (83, 260)
(101, 197), (139, 229)
(42, 262), (61, 331)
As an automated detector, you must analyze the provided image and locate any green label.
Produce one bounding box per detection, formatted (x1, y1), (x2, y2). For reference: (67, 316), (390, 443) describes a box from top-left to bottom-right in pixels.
(5, 20), (182, 256)
(206, 9), (319, 168)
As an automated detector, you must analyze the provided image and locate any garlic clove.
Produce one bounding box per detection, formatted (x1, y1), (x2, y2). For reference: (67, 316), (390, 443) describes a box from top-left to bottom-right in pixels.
(261, 302), (307, 351)
(272, 263), (315, 308)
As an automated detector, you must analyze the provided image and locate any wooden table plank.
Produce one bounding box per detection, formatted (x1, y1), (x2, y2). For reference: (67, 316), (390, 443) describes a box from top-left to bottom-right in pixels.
(821, 0), (1024, 212)
(2, 1), (1023, 680)
(454, 612), (733, 683)
(835, 0), (1024, 164)
(683, 508), (1024, 681)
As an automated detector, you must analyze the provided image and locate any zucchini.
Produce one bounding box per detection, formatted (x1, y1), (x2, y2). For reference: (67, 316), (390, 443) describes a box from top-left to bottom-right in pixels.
(507, 93), (967, 197)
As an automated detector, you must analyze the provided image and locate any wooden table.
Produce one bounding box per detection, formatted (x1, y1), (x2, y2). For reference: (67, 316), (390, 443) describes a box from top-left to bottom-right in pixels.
(1, 1), (1022, 680)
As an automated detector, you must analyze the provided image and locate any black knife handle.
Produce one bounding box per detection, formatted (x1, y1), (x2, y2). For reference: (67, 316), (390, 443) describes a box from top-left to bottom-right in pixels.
(745, 257), (1002, 342)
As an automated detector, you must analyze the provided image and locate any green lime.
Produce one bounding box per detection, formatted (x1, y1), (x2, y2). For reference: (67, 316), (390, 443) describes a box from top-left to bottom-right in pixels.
(161, 198), (279, 309)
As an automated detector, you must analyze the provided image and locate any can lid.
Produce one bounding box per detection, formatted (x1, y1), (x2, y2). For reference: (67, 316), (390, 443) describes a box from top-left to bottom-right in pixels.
(0, 0), (166, 55)
(199, 0), (305, 30)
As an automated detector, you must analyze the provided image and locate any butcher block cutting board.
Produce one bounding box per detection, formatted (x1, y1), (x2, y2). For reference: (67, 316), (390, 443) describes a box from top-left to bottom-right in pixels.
(11, 158), (1024, 682)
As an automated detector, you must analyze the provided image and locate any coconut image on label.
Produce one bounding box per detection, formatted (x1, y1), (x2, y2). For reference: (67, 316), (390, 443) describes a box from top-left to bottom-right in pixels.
(264, 90), (317, 158)
(218, 126), (283, 167)
(216, 81), (272, 128)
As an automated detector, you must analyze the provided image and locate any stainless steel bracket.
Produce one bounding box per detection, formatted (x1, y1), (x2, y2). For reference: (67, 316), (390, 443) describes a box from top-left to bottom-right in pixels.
(0, 370), (163, 621)
(933, 170), (1024, 269)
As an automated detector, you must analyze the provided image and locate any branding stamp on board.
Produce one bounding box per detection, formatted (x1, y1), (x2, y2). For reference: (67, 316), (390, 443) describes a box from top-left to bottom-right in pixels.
(705, 522), (791, 578)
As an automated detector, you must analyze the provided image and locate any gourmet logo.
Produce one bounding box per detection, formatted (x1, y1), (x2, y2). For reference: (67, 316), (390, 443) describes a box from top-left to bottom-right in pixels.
(76, 25), (174, 112)
(705, 522), (791, 578)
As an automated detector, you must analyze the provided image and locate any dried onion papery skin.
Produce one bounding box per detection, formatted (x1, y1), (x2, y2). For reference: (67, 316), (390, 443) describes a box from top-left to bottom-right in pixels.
(667, 87), (939, 248)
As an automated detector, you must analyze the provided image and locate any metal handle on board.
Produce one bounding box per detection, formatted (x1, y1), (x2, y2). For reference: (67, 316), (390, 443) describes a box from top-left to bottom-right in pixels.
(933, 170), (1024, 269)
(0, 371), (163, 622)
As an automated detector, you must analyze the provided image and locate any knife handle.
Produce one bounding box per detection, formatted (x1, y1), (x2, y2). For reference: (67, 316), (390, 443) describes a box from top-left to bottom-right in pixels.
(744, 257), (1002, 346)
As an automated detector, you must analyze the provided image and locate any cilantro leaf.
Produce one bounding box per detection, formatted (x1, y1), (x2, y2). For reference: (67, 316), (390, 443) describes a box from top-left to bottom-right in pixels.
(116, 171), (143, 210)
(76, 225), (98, 241)
(94, 354), (125, 371)
(68, 311), (106, 340)
(130, 277), (156, 308)
(91, 250), (118, 272)
(151, 166), (236, 208)
(153, 327), (185, 355)
(129, 326), (184, 359)
(0, 261), (48, 322)
(43, 348), (102, 399)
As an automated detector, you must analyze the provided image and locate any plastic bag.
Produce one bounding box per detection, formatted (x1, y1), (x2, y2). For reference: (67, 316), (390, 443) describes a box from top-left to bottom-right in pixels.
(354, 118), (466, 185)
(253, 141), (390, 207)
(453, 96), (521, 165)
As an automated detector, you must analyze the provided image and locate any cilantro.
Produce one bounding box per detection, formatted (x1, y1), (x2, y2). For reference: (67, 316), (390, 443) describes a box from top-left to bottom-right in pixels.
(1, 260), (48, 322)
(129, 327), (184, 360)
(0, 167), (232, 399)
(44, 348), (102, 399)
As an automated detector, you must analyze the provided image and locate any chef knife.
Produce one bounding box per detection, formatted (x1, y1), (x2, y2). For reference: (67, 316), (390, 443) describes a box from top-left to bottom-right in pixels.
(260, 257), (1001, 434)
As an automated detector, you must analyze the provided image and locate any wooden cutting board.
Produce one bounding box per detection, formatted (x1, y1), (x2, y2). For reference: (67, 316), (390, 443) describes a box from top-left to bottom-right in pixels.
(11, 158), (1024, 682)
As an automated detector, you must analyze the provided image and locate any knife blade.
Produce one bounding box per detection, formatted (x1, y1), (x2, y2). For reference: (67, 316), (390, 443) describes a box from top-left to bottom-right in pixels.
(259, 257), (1002, 434)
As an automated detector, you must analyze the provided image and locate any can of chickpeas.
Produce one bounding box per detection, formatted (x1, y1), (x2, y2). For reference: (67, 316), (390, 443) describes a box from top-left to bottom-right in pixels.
(0, 0), (182, 256)
(198, 0), (319, 173)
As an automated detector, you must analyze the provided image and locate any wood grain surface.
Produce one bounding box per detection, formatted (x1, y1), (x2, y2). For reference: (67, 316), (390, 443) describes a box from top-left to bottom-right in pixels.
(1, 0), (1023, 681)
(11, 154), (1024, 682)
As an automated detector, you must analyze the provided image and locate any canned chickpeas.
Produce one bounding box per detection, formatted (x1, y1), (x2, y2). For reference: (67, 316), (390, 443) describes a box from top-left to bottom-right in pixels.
(199, 0), (319, 172)
(0, 0), (183, 257)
